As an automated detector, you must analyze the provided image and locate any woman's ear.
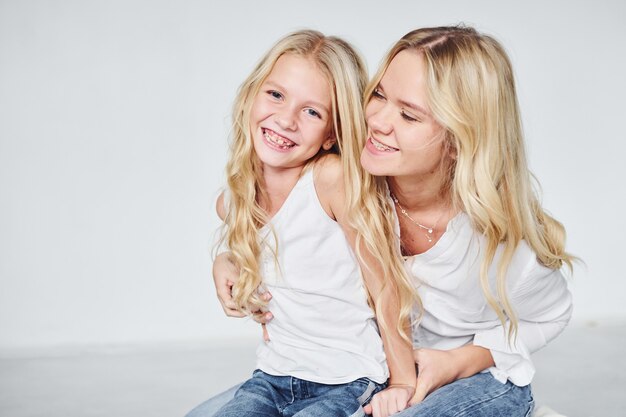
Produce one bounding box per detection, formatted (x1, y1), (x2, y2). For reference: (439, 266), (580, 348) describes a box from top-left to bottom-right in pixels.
(449, 146), (457, 161)
(446, 132), (457, 160)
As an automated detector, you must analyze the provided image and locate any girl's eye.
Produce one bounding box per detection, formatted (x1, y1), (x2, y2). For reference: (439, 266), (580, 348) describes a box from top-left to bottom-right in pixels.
(268, 90), (283, 100)
(401, 111), (420, 123)
(304, 108), (322, 119)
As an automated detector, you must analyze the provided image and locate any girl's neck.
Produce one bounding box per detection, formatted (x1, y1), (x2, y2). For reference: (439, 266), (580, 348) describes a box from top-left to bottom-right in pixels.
(261, 164), (306, 217)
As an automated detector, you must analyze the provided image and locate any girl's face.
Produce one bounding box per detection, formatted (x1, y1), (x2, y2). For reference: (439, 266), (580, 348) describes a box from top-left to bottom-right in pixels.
(250, 54), (335, 173)
(361, 50), (448, 179)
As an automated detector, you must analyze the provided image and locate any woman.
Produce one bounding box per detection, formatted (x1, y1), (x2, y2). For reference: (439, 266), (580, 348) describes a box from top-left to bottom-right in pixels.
(191, 25), (573, 417)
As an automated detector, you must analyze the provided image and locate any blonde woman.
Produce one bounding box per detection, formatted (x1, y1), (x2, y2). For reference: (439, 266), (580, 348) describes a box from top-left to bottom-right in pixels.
(198, 30), (418, 417)
(199, 26), (573, 417)
(357, 25), (573, 416)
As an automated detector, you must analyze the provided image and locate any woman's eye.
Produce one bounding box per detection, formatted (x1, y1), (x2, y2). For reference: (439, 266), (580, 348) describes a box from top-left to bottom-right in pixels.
(268, 90), (283, 100)
(304, 108), (322, 119)
(401, 111), (420, 122)
(372, 88), (385, 99)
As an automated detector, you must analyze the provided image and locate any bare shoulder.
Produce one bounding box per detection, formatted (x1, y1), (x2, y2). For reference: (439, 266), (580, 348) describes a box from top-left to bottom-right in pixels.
(313, 154), (346, 221)
(216, 191), (226, 221)
(314, 154), (344, 189)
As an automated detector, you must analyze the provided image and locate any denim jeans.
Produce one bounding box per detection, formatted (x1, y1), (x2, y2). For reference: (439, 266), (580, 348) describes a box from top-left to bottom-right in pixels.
(185, 372), (533, 417)
(394, 372), (534, 417)
(185, 383), (242, 417)
(193, 370), (384, 417)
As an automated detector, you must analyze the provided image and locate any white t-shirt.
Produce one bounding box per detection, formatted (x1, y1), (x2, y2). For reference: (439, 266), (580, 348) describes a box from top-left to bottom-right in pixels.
(404, 211), (573, 386)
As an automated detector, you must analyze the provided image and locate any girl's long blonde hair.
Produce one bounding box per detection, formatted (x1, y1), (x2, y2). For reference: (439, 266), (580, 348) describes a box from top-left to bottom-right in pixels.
(366, 25), (573, 341)
(222, 30), (416, 334)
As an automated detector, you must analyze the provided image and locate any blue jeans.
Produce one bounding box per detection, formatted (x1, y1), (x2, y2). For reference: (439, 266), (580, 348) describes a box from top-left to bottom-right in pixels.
(394, 373), (534, 417)
(191, 370), (384, 417)
(185, 372), (533, 417)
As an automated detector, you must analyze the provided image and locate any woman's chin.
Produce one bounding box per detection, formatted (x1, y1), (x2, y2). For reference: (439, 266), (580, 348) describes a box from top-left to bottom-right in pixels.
(360, 153), (392, 177)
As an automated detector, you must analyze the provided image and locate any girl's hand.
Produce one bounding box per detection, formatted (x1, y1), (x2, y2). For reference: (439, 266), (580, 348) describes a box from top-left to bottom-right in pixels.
(363, 385), (414, 417)
(409, 348), (459, 404)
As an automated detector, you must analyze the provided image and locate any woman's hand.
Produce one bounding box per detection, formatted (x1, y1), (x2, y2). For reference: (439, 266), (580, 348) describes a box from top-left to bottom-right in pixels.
(213, 252), (245, 318)
(410, 345), (494, 404)
(364, 385), (414, 417)
(213, 252), (273, 340)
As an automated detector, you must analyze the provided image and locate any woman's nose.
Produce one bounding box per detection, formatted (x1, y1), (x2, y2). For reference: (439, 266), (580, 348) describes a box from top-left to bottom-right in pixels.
(366, 103), (392, 136)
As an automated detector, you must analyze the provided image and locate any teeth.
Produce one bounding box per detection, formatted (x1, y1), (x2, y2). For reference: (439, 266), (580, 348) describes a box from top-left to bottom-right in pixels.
(263, 129), (295, 149)
(371, 137), (396, 152)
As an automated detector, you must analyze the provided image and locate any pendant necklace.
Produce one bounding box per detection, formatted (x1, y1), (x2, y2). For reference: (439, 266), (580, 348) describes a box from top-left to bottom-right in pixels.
(390, 192), (446, 243)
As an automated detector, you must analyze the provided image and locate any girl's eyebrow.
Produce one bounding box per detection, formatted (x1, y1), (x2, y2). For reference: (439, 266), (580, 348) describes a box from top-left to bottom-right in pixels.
(264, 80), (329, 115)
(264, 80), (285, 91)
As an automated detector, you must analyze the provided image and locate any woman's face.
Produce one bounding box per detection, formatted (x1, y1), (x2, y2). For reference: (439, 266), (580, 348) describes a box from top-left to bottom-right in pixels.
(360, 50), (448, 179)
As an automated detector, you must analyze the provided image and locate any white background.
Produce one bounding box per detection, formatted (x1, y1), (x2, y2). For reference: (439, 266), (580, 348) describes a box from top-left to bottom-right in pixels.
(1, 0), (625, 352)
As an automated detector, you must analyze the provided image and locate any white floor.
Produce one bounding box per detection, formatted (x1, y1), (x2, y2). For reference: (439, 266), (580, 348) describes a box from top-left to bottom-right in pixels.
(1, 323), (624, 417)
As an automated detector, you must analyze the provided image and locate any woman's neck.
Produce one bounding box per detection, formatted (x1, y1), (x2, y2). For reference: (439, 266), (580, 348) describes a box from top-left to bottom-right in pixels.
(387, 174), (450, 211)
(387, 174), (455, 256)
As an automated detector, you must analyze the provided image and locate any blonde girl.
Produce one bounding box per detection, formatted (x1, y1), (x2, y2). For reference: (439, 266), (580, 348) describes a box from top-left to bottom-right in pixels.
(202, 30), (417, 417)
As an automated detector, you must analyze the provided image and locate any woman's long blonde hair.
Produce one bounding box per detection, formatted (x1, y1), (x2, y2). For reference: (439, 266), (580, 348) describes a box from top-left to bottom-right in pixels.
(366, 26), (573, 341)
(221, 30), (415, 333)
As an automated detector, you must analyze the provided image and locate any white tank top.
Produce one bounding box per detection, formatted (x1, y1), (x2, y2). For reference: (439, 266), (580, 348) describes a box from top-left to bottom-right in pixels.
(254, 169), (388, 384)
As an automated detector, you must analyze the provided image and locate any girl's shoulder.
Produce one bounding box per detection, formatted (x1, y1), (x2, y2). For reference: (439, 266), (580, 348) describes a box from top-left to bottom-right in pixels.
(215, 190), (227, 221)
(312, 154), (345, 221)
(312, 154), (343, 189)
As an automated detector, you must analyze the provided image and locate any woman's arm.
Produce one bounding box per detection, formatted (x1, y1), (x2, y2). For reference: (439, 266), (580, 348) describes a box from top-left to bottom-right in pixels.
(214, 192), (273, 326)
(472, 257), (573, 386)
(213, 252), (245, 318)
(213, 252), (273, 320)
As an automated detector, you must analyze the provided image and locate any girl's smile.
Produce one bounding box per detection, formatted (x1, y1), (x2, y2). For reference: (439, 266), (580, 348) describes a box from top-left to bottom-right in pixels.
(262, 128), (297, 151)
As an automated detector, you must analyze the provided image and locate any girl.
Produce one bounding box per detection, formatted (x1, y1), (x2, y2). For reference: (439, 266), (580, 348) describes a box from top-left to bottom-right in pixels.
(206, 30), (417, 417)
(204, 25), (574, 417)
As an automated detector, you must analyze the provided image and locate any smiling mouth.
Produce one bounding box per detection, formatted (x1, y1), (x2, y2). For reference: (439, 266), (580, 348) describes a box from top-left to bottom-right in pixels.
(263, 128), (296, 149)
(370, 137), (398, 152)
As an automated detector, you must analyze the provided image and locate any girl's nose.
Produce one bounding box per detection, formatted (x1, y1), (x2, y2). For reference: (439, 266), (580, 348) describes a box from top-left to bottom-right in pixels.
(275, 108), (297, 131)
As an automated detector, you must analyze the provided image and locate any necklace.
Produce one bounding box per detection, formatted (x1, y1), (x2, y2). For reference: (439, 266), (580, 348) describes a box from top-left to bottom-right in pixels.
(390, 192), (445, 243)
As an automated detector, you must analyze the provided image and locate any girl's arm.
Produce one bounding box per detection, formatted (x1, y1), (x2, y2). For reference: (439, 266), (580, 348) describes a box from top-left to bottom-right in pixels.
(409, 345), (494, 404)
(315, 156), (416, 417)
